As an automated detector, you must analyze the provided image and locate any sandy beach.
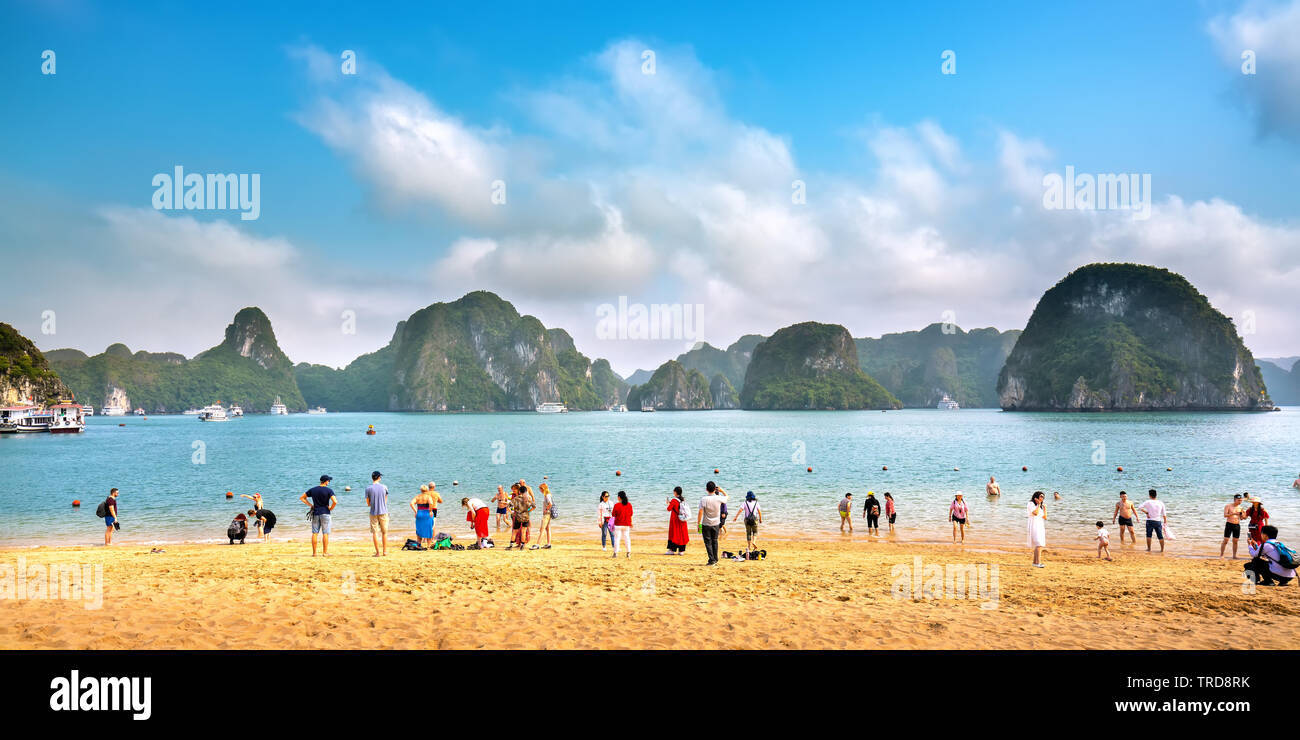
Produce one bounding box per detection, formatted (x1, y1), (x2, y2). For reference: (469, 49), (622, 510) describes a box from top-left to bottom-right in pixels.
(2, 533), (1295, 650)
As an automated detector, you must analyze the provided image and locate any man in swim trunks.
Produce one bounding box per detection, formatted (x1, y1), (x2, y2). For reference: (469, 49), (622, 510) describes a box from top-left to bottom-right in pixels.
(1221, 493), (1246, 559)
(494, 485), (510, 531)
(838, 493), (853, 533)
(103, 488), (120, 546)
(986, 476), (1000, 497)
(1112, 491), (1138, 545)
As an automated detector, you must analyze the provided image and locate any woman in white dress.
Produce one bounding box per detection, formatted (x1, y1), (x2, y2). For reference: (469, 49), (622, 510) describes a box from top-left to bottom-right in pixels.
(1027, 491), (1047, 568)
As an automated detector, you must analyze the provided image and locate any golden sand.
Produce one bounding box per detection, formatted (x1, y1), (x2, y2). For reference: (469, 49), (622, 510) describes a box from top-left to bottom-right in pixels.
(1, 534), (1295, 650)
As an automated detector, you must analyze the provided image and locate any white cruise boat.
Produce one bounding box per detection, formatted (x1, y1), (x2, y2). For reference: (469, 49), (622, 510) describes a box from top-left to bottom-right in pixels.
(937, 394), (960, 410)
(0, 405), (45, 433)
(81, 404), (94, 416)
(608, 404), (628, 412)
(101, 405), (126, 417)
(182, 408), (201, 415)
(269, 397), (288, 415)
(535, 402), (567, 413)
(640, 404), (656, 412)
(197, 403), (229, 422)
(48, 403), (86, 433)
(229, 405), (244, 417)
(306, 406), (327, 414)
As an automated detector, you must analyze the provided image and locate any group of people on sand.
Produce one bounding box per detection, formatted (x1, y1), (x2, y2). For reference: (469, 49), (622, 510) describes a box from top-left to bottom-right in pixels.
(592, 482), (764, 565)
(837, 491), (896, 535)
(458, 479), (555, 551)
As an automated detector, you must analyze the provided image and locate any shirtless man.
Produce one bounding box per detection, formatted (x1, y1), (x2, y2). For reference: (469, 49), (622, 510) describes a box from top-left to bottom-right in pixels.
(493, 484), (510, 531)
(986, 476), (1001, 497)
(1220, 493), (1247, 559)
(1112, 491), (1138, 545)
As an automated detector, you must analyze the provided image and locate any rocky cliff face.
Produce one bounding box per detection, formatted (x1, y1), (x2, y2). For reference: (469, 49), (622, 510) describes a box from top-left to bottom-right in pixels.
(47, 308), (306, 413)
(856, 324), (1020, 407)
(740, 322), (901, 410)
(998, 263), (1272, 411)
(0, 323), (71, 405)
(625, 360), (713, 410)
(710, 373), (738, 409)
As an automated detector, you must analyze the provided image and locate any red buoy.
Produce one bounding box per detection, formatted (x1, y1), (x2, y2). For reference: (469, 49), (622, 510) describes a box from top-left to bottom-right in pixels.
(1117, 466), (1124, 472)
(615, 470), (621, 476)
(714, 468), (719, 474)
(72, 500), (80, 507)
(806, 467), (812, 472)
(226, 491), (233, 498)
(1022, 466), (1028, 471)
(882, 465), (888, 471)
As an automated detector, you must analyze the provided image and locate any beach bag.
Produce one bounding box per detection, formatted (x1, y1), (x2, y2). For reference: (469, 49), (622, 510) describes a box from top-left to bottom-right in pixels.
(677, 500), (689, 522)
(227, 520), (246, 539)
(548, 504), (559, 521)
(433, 535), (453, 550)
(95, 501), (108, 518)
(744, 502), (758, 526)
(402, 538), (425, 551)
(1270, 541), (1299, 570)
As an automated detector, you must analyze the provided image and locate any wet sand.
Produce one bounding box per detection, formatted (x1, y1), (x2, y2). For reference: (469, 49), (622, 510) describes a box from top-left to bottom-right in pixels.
(1, 534), (1295, 650)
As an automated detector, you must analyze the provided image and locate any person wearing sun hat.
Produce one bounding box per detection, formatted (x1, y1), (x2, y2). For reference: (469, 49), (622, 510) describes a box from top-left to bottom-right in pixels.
(949, 492), (970, 544)
(739, 491), (762, 557)
(1245, 495), (1270, 547)
(862, 491), (882, 536)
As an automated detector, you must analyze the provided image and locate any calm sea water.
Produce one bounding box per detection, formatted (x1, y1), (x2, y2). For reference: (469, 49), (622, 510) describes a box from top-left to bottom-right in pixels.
(2, 409), (1298, 551)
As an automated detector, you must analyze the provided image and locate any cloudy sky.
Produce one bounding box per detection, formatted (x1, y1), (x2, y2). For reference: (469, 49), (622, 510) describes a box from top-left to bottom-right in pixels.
(2, 0), (1299, 375)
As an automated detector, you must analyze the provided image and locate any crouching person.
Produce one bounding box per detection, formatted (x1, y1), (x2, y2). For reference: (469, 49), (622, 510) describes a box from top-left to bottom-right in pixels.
(1244, 525), (1297, 587)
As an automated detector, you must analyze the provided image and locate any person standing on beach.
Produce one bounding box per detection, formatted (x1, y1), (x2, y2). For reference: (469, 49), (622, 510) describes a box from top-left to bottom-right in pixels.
(1112, 491), (1138, 545)
(986, 476), (1001, 497)
(1095, 521), (1112, 560)
(1221, 493), (1247, 559)
(102, 488), (120, 546)
(365, 471), (389, 557)
(598, 491), (616, 551)
(508, 482), (534, 551)
(699, 482), (725, 565)
(1245, 496), (1270, 547)
(611, 491), (633, 558)
(531, 482), (553, 550)
(838, 493), (854, 533)
(493, 485), (510, 532)
(862, 491), (881, 535)
(949, 492), (970, 544)
(739, 491), (762, 557)
(1027, 491), (1047, 568)
(666, 486), (689, 555)
(463, 497), (491, 548)
(299, 475), (337, 557)
(1138, 489), (1167, 553)
(410, 485), (436, 549)
(884, 492), (896, 534)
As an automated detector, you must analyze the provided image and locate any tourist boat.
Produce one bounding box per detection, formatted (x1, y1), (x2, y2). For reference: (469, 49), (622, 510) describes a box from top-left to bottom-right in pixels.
(100, 405), (126, 416)
(182, 408), (201, 415)
(608, 404), (628, 412)
(81, 404), (94, 416)
(535, 402), (567, 413)
(640, 404), (656, 412)
(307, 406), (327, 414)
(48, 403), (86, 433)
(0, 405), (45, 433)
(133, 407), (146, 416)
(229, 405), (244, 417)
(197, 403), (229, 422)
(937, 394), (960, 410)
(269, 397), (288, 415)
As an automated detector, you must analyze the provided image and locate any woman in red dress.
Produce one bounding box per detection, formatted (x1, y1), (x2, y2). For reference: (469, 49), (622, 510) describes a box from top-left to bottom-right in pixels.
(666, 486), (689, 556)
(1246, 496), (1270, 546)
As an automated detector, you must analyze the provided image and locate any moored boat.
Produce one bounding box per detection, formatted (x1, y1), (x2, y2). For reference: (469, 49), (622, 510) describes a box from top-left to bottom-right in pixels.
(269, 397), (288, 415)
(48, 403), (86, 433)
(101, 405), (126, 417)
(229, 405), (244, 417)
(535, 402), (567, 413)
(197, 403), (229, 422)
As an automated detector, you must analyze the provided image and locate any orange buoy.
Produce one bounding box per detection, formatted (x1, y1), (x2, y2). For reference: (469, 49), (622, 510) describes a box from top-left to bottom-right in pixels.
(1022, 466), (1028, 471)
(615, 470), (622, 476)
(72, 500), (80, 507)
(806, 467), (812, 472)
(1117, 466), (1124, 472)
(118, 423), (125, 427)
(1166, 467), (1172, 471)
(225, 491), (233, 498)
(882, 465), (888, 470)
(714, 468), (719, 474)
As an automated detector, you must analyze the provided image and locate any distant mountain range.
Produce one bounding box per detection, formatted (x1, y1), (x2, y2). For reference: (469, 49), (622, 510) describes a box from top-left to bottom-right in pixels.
(11, 264), (1294, 413)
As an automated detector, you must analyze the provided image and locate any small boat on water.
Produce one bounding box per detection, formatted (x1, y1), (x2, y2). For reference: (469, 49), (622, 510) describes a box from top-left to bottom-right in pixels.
(48, 403), (86, 433)
(197, 403), (229, 422)
(608, 404), (628, 412)
(307, 406), (327, 414)
(182, 408), (201, 415)
(81, 404), (94, 416)
(100, 405), (126, 417)
(0, 405), (45, 433)
(229, 405), (244, 417)
(937, 394), (960, 410)
(536, 402), (567, 413)
(640, 404), (656, 412)
(133, 407), (146, 416)
(269, 397), (288, 415)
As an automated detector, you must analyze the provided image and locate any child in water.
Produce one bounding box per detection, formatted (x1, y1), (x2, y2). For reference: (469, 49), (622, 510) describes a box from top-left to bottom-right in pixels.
(1095, 521), (1112, 561)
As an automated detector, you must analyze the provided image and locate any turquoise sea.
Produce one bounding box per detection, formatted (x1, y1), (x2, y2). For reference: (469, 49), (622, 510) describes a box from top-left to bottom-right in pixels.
(2, 409), (1298, 550)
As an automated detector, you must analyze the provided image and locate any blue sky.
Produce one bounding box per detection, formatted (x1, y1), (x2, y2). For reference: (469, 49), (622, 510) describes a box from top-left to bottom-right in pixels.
(2, 0), (1298, 374)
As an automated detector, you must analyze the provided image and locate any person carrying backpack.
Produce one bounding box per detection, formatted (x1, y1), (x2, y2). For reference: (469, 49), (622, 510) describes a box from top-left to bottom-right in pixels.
(96, 488), (120, 546)
(740, 491), (762, 558)
(1245, 525), (1297, 586)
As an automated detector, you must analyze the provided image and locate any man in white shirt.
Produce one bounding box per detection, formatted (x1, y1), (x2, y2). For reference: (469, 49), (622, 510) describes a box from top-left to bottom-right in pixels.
(698, 481), (726, 566)
(1139, 488), (1168, 553)
(1245, 525), (1296, 587)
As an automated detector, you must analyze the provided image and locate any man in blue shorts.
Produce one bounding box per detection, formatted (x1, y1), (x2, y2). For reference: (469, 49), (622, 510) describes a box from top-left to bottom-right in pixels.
(299, 475), (337, 557)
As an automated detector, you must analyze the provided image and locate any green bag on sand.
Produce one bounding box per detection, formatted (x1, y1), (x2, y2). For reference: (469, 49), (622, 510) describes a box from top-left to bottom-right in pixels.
(433, 536), (453, 550)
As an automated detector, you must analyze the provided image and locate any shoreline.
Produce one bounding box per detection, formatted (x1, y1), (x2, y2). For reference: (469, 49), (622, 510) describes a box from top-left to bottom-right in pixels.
(2, 535), (1294, 650)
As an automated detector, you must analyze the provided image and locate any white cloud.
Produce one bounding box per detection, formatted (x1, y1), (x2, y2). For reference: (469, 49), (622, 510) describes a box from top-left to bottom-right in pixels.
(1208, 0), (1300, 140)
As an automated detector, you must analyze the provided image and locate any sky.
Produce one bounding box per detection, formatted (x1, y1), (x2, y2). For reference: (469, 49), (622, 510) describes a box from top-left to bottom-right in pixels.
(2, 0), (1299, 376)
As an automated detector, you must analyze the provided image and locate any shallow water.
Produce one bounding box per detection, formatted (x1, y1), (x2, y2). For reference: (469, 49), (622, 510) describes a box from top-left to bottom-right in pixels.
(2, 408), (1297, 549)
